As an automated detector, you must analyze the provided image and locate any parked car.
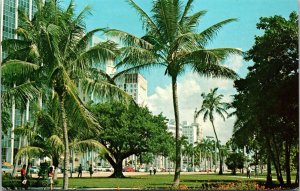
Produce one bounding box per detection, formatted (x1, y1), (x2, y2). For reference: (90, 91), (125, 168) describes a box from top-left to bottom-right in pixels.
(2, 165), (13, 174)
(122, 166), (135, 172)
(94, 166), (113, 172)
(29, 166), (39, 174)
(138, 167), (146, 172)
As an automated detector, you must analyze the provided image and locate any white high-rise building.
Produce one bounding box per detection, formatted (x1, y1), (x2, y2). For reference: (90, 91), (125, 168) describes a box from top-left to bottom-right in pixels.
(182, 121), (200, 145)
(167, 119), (182, 137)
(116, 73), (148, 106)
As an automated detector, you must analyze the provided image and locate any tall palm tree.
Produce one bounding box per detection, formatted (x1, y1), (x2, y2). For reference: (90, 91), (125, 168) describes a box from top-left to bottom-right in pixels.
(3, 0), (123, 189)
(196, 88), (229, 174)
(104, 0), (241, 185)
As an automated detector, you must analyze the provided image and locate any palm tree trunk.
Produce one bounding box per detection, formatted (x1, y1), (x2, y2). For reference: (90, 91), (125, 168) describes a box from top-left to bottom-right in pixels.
(10, 83), (16, 165)
(171, 76), (181, 187)
(210, 120), (222, 174)
(60, 94), (70, 190)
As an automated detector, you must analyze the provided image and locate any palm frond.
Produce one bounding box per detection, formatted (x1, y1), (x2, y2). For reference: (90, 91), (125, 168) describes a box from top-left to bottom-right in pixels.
(2, 60), (39, 81)
(81, 78), (133, 104)
(181, 10), (207, 31)
(15, 146), (45, 160)
(199, 18), (238, 46)
(120, 46), (158, 65)
(103, 29), (153, 49)
(63, 82), (102, 135)
(126, 0), (160, 35)
(70, 139), (104, 153)
(75, 40), (118, 71)
(1, 82), (40, 107)
(152, 0), (179, 42)
(179, 0), (194, 25)
(216, 108), (226, 121)
(48, 135), (64, 152)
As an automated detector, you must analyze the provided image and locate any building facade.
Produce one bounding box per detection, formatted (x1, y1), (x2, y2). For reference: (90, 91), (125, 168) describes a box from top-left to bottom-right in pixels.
(116, 73), (148, 106)
(1, 0), (36, 164)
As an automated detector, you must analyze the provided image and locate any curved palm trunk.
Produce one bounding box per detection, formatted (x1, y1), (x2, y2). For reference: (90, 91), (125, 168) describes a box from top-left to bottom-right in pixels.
(59, 94), (70, 190)
(171, 77), (181, 187)
(210, 120), (223, 174)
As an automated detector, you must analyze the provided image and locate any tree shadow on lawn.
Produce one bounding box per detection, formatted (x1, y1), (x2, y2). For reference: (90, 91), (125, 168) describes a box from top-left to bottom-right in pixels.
(181, 179), (241, 183)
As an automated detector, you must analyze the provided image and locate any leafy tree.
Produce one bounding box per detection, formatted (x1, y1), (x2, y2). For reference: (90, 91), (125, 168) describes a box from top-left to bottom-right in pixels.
(89, 102), (173, 178)
(104, 0), (241, 185)
(232, 12), (298, 187)
(196, 88), (229, 174)
(225, 152), (244, 175)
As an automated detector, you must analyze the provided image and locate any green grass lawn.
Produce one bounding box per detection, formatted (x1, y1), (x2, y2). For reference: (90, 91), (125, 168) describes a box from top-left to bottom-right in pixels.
(56, 174), (271, 189)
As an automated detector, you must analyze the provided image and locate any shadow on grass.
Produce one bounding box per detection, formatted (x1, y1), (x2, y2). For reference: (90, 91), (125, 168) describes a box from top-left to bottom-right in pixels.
(181, 179), (241, 183)
(70, 176), (146, 180)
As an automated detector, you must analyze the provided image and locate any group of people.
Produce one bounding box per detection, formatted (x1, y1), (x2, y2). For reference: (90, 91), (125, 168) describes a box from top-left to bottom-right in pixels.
(20, 164), (54, 190)
(148, 167), (157, 175)
(77, 164), (94, 178)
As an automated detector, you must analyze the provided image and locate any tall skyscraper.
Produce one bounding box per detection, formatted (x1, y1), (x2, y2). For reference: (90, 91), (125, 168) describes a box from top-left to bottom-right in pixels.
(1, 0), (35, 59)
(0, 0), (35, 164)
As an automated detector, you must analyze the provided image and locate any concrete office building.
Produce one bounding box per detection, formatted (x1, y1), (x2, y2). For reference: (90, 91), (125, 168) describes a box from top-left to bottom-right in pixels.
(116, 73), (148, 106)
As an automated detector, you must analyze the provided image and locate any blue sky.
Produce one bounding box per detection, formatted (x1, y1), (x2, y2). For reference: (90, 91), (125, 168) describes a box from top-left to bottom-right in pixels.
(62, 0), (297, 142)
(68, 0), (297, 95)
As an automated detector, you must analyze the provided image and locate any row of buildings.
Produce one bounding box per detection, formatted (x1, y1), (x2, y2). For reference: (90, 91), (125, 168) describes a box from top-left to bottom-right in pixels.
(0, 0), (204, 170)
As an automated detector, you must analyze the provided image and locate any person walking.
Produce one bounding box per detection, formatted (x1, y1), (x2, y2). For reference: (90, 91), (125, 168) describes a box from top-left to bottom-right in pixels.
(78, 164), (83, 178)
(48, 167), (54, 191)
(247, 165), (252, 178)
(149, 166), (153, 175)
(153, 167), (157, 175)
(21, 165), (28, 190)
(88, 164), (94, 178)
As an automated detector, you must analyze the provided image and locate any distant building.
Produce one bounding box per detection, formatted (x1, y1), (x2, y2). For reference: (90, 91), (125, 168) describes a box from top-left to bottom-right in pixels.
(116, 73), (148, 106)
(182, 121), (200, 145)
(167, 116), (202, 145)
(167, 119), (182, 137)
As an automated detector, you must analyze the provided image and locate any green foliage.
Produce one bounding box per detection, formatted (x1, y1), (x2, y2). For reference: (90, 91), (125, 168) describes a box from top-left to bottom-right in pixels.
(89, 102), (174, 177)
(38, 162), (50, 179)
(90, 102), (173, 157)
(225, 152), (245, 174)
(1, 111), (11, 134)
(232, 11), (298, 186)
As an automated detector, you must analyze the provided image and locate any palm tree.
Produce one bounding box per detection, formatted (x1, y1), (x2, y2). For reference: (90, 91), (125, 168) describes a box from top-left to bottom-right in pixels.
(196, 88), (229, 174)
(103, 0), (240, 185)
(3, 0), (123, 189)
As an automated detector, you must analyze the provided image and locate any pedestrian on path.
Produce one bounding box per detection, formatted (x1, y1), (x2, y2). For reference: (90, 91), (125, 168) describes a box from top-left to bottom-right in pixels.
(153, 167), (157, 175)
(48, 167), (54, 191)
(89, 164), (94, 178)
(78, 164), (83, 178)
(21, 164), (28, 190)
(149, 166), (153, 175)
(247, 165), (252, 178)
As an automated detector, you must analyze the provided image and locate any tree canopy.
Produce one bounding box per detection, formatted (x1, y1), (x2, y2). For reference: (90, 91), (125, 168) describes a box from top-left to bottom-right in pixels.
(89, 102), (174, 177)
(232, 11), (298, 187)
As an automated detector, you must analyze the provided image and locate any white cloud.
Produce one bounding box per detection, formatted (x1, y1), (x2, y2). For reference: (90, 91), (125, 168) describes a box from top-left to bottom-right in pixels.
(223, 54), (243, 73)
(147, 70), (237, 144)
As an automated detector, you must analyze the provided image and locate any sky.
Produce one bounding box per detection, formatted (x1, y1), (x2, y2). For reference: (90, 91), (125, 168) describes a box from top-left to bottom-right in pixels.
(62, 0), (297, 143)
